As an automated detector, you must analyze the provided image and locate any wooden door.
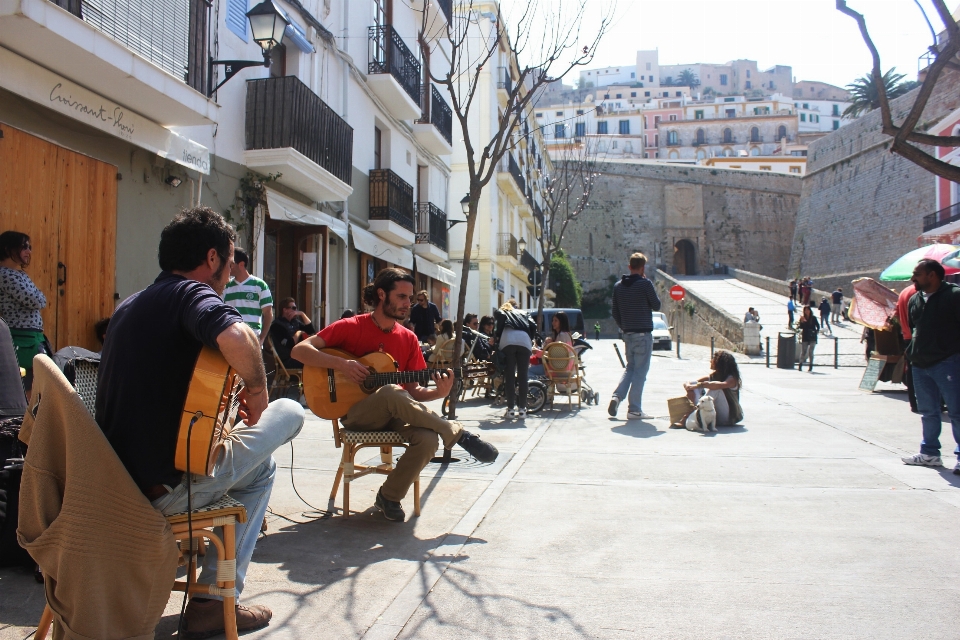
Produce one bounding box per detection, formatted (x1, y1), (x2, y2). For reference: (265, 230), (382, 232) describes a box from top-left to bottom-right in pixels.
(0, 123), (117, 351)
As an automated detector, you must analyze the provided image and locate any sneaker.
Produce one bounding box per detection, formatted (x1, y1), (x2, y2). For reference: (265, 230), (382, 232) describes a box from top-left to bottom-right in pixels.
(375, 488), (405, 521)
(517, 409), (526, 419)
(607, 395), (620, 417)
(954, 461), (960, 476)
(505, 408), (517, 418)
(901, 453), (943, 467)
(184, 598), (272, 638)
(627, 411), (653, 420)
(457, 430), (499, 463)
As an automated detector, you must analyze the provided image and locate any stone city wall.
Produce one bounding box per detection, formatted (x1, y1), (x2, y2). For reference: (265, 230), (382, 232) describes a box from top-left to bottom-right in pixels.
(786, 72), (960, 294)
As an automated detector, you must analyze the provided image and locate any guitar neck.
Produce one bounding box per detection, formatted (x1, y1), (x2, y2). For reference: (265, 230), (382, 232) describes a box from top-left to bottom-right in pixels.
(366, 368), (459, 388)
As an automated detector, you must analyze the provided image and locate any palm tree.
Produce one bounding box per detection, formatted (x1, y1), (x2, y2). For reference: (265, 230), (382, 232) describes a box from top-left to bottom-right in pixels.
(678, 68), (699, 89)
(843, 69), (914, 118)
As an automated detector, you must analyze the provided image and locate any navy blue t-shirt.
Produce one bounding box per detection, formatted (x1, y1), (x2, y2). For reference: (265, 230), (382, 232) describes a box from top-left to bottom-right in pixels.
(96, 272), (242, 490)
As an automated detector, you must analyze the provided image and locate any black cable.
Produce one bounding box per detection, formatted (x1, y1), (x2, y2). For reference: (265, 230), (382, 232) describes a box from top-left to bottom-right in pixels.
(177, 413), (201, 639)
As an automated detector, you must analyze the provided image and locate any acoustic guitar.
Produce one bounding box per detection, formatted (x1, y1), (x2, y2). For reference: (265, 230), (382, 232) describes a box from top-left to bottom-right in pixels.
(174, 346), (244, 476)
(302, 348), (489, 420)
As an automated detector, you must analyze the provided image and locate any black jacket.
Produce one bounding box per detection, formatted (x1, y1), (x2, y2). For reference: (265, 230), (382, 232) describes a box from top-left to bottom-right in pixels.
(611, 274), (661, 332)
(906, 282), (960, 368)
(798, 316), (820, 343)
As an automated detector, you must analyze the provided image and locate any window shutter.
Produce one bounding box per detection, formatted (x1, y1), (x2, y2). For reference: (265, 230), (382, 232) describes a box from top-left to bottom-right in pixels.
(226, 0), (249, 42)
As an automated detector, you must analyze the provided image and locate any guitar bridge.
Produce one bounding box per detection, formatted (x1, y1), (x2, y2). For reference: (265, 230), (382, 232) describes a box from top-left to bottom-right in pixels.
(327, 368), (337, 403)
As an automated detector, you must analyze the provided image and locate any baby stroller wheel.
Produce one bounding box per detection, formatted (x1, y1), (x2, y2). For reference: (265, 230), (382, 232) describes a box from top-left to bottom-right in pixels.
(526, 380), (547, 414)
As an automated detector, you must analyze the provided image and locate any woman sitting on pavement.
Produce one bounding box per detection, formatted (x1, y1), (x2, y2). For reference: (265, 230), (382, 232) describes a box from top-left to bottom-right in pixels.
(672, 350), (743, 427)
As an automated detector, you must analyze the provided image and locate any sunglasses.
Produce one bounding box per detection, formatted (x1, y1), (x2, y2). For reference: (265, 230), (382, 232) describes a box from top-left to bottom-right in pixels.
(286, 305), (297, 311)
(21, 243), (32, 251)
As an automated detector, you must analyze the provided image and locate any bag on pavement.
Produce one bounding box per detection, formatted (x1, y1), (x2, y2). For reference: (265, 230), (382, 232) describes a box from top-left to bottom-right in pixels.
(667, 396), (695, 427)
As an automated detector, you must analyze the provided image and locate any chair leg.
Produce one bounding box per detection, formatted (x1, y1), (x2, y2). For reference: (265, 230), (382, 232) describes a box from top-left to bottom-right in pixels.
(36, 604), (54, 639)
(413, 478), (421, 516)
(221, 523), (239, 640)
(329, 466), (344, 500)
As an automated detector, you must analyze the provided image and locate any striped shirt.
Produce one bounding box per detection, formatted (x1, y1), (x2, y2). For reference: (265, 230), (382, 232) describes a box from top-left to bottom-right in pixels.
(223, 275), (273, 334)
(612, 274), (661, 333)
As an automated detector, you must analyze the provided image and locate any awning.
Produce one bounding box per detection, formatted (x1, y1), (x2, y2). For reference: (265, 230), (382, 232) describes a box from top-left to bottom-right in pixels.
(415, 256), (460, 286)
(274, 5), (316, 53)
(351, 225), (413, 269)
(265, 189), (348, 240)
(919, 219), (960, 244)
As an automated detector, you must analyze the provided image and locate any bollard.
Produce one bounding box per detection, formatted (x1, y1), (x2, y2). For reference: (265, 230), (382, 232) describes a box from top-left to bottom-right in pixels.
(676, 334), (681, 359)
(834, 336), (839, 369)
(766, 336), (771, 368)
(710, 336), (715, 359)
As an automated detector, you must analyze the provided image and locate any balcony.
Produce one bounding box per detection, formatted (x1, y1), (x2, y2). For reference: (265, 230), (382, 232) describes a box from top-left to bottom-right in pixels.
(0, 0), (217, 125)
(410, 0), (451, 41)
(497, 66), (512, 104)
(497, 233), (519, 260)
(534, 202), (544, 227)
(368, 24), (421, 120)
(245, 76), (354, 203)
(414, 202), (448, 261)
(497, 154), (527, 206)
(923, 202), (960, 232)
(369, 168), (416, 245)
(520, 249), (539, 272)
(413, 84), (453, 155)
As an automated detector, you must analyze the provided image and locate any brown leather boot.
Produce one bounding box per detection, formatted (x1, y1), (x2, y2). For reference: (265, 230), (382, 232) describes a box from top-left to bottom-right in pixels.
(183, 597), (272, 639)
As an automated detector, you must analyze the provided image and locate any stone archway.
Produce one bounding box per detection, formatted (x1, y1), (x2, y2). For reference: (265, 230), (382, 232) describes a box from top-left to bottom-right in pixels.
(674, 239), (698, 275)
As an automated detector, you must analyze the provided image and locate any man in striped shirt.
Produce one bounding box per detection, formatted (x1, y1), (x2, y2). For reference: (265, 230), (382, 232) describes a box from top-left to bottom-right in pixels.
(224, 248), (273, 345)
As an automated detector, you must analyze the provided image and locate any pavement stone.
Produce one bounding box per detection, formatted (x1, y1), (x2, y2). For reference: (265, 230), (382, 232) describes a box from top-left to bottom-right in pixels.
(2, 339), (959, 639)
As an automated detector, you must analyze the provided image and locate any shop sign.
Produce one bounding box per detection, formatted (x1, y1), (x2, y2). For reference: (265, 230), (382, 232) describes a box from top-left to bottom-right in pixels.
(0, 47), (210, 174)
(496, 278), (505, 293)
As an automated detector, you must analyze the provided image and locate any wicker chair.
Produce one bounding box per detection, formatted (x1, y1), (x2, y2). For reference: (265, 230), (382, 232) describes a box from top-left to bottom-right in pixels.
(266, 336), (303, 401)
(541, 342), (583, 409)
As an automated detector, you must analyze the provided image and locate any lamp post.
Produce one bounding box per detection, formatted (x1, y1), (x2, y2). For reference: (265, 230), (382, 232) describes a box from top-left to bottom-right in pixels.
(207, 0), (289, 97)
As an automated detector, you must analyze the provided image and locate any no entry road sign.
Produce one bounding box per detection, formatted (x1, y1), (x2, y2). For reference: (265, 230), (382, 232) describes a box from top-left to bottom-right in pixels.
(670, 285), (685, 301)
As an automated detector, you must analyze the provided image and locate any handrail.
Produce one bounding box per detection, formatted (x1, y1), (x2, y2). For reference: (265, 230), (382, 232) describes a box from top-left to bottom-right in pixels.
(368, 24), (421, 104)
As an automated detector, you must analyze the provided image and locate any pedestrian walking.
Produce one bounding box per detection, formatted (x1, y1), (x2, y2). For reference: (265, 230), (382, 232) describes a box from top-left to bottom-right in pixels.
(409, 290), (442, 345)
(900, 259), (960, 473)
(789, 279), (798, 302)
(594, 321), (601, 341)
(787, 298), (796, 327)
(831, 288), (844, 324)
(800, 277), (812, 305)
(797, 305), (819, 372)
(609, 252), (661, 420)
(494, 299), (536, 419)
(0, 231), (47, 397)
(818, 297), (832, 335)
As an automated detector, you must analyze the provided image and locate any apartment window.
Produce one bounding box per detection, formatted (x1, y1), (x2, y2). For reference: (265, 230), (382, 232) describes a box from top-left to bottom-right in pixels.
(815, 115), (820, 123)
(655, 134), (659, 146)
(631, 72), (636, 78)
(803, 103), (809, 109)
(374, 126), (382, 169)
(725, 109), (736, 118)
(832, 104), (840, 116)
(778, 125), (787, 140)
(746, 70), (751, 78)
(604, 94), (610, 99)
(745, 81), (751, 89)
(535, 113), (543, 118)
(724, 97), (736, 102)
(556, 111), (563, 116)
(663, 91), (669, 97)
(669, 114), (677, 121)
(789, 166), (802, 174)
(555, 124), (566, 139)
(695, 110), (704, 120)
(833, 120), (840, 130)
(645, 62), (651, 70)
(720, 74), (728, 86)
(654, 116), (661, 125)
(667, 130), (679, 145)
(616, 93), (622, 99)
(644, 152), (649, 158)
(750, 127), (760, 142)
(722, 128), (733, 143)
(644, 91), (651, 97)
(696, 128), (705, 145)
(597, 121), (609, 134)
(649, 75), (654, 81)
(226, 0), (249, 41)
(759, 166), (772, 171)
(631, 92), (637, 97)
(676, 91), (682, 97)
(574, 122), (585, 137)
(612, 140), (618, 149)
(619, 120), (630, 134)
(800, 113), (806, 122)
(576, 109), (584, 115)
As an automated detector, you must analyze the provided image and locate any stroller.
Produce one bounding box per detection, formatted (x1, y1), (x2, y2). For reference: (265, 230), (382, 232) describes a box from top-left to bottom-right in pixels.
(570, 334), (599, 405)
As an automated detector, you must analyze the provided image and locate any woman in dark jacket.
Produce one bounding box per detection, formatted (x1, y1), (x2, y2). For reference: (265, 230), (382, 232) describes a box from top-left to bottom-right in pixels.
(797, 305), (820, 372)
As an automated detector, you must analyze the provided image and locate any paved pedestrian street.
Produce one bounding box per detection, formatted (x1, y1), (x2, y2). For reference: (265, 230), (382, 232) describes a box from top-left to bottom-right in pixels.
(3, 342), (960, 639)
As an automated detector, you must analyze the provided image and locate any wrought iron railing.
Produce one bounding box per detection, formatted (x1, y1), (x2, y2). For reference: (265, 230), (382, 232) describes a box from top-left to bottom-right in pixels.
(246, 76), (354, 187)
(497, 66), (512, 91)
(497, 232), (518, 258)
(56, 0), (208, 92)
(416, 202), (448, 251)
(435, 0), (452, 23)
(416, 84), (453, 145)
(508, 154), (526, 193)
(534, 203), (544, 227)
(368, 24), (421, 104)
(923, 202), (960, 232)
(521, 249), (539, 272)
(370, 169), (415, 232)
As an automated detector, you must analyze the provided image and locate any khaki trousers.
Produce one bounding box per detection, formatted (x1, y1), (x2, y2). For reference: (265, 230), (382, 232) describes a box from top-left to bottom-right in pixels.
(342, 385), (461, 501)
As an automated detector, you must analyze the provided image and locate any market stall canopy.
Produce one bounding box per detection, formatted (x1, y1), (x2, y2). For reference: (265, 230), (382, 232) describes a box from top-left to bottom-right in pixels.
(848, 278), (898, 330)
(879, 244), (958, 281)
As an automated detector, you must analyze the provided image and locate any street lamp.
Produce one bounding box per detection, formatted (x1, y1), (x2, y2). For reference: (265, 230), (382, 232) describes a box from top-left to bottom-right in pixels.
(517, 236), (527, 259)
(448, 193), (470, 230)
(207, 0), (288, 97)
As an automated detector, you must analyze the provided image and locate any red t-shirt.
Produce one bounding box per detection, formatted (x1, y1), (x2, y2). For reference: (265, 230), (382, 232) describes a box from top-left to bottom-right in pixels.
(317, 314), (426, 375)
(897, 284), (916, 341)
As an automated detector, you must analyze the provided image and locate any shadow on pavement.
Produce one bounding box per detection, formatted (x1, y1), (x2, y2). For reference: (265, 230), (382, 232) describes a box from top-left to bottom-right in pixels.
(610, 422), (664, 438)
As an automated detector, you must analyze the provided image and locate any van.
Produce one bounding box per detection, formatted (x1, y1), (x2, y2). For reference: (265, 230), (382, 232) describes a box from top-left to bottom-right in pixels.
(519, 308), (586, 338)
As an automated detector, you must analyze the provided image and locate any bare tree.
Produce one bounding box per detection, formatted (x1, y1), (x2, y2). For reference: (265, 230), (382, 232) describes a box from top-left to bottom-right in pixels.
(418, 1), (613, 418)
(837, 0), (960, 181)
(534, 136), (604, 323)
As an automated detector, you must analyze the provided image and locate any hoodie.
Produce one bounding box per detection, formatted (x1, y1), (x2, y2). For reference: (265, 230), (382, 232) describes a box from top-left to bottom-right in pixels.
(612, 274), (661, 333)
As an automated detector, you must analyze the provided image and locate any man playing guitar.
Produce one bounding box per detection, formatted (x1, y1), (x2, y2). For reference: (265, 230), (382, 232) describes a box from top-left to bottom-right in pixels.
(96, 208), (304, 637)
(292, 268), (498, 521)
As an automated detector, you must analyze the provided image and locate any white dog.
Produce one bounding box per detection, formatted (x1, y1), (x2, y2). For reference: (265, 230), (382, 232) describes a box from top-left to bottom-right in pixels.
(685, 394), (718, 433)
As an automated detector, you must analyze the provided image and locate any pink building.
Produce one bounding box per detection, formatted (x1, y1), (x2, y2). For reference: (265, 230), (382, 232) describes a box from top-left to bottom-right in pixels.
(642, 99), (683, 158)
(921, 106), (960, 245)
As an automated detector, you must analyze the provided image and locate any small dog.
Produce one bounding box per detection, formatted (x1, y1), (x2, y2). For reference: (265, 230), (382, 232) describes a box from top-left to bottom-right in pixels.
(685, 394), (718, 433)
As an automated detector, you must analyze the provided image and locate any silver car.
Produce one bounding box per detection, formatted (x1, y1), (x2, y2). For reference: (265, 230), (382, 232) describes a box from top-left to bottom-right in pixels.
(652, 312), (673, 350)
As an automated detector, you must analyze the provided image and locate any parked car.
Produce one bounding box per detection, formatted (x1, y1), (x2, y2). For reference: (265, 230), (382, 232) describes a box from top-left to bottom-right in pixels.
(652, 312), (673, 350)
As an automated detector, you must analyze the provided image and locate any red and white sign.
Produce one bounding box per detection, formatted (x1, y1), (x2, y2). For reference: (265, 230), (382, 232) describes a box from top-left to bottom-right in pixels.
(669, 285), (685, 301)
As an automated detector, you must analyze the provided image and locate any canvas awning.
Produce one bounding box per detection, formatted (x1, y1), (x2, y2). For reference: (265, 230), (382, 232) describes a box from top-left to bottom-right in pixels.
(351, 225), (413, 269)
(415, 256), (459, 286)
(265, 189), (347, 240)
